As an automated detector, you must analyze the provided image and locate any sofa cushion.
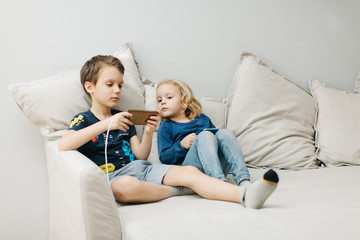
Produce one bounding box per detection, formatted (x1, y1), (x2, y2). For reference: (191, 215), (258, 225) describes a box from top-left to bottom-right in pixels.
(309, 77), (360, 166)
(226, 52), (317, 169)
(8, 43), (145, 140)
(118, 166), (360, 240)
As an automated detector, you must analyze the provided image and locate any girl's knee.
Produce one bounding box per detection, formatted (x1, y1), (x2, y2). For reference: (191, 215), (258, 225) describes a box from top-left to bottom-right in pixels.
(197, 130), (216, 142)
(215, 129), (234, 139)
(198, 130), (214, 137)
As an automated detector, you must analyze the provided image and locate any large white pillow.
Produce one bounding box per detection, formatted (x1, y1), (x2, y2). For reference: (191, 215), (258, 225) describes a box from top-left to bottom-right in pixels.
(309, 78), (360, 166)
(143, 78), (158, 111)
(227, 52), (318, 169)
(9, 43), (145, 140)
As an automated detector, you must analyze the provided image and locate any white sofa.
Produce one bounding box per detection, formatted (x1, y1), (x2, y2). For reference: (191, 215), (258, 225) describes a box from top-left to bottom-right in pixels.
(9, 43), (360, 240)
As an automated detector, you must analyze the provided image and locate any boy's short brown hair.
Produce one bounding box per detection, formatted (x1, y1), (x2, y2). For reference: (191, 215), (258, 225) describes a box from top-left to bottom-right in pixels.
(80, 55), (125, 95)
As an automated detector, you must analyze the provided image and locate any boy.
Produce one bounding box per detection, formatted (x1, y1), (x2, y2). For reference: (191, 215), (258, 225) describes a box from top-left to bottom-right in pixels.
(59, 55), (279, 208)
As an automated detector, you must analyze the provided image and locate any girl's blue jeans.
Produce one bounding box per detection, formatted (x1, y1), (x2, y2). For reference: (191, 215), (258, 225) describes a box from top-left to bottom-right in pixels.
(182, 129), (250, 184)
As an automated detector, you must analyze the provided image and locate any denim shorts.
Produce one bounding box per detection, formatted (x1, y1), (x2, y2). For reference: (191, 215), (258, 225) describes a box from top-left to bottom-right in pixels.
(108, 160), (173, 184)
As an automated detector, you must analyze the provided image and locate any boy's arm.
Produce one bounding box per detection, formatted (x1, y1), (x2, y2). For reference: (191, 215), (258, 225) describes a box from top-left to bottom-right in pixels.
(59, 112), (133, 151)
(59, 121), (107, 151)
(130, 114), (159, 160)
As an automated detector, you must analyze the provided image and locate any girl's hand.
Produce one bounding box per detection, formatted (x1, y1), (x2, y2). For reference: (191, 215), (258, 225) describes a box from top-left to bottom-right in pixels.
(180, 133), (197, 149)
(105, 112), (133, 132)
(144, 111), (160, 134)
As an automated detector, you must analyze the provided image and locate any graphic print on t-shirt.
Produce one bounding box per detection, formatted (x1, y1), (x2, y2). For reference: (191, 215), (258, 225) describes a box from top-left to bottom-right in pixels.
(121, 140), (135, 161)
(68, 110), (137, 172)
(69, 115), (84, 128)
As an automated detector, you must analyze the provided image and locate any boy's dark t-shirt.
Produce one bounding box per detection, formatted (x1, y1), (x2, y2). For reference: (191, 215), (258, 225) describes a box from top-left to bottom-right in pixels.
(68, 109), (137, 173)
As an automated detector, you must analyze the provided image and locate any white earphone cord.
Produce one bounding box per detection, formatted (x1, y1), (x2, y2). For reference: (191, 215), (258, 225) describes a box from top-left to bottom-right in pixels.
(104, 115), (122, 185)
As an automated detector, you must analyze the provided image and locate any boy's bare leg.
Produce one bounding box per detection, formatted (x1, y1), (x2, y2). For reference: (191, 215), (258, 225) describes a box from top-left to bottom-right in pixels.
(111, 175), (172, 203)
(110, 166), (278, 208)
(163, 165), (241, 203)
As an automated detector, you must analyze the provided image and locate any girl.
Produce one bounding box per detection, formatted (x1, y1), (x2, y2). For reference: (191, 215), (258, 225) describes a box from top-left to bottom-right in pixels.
(156, 79), (251, 186)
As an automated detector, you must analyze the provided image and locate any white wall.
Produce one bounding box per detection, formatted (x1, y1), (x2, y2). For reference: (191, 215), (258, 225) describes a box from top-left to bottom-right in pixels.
(1, 0), (360, 239)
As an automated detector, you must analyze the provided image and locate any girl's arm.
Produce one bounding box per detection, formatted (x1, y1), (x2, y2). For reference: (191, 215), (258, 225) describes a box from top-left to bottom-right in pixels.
(130, 114), (159, 160)
(157, 125), (188, 165)
(180, 133), (197, 149)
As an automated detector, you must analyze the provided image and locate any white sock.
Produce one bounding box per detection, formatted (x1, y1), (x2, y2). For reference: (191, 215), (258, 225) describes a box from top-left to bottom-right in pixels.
(239, 179), (251, 187)
(170, 186), (195, 196)
(239, 169), (279, 209)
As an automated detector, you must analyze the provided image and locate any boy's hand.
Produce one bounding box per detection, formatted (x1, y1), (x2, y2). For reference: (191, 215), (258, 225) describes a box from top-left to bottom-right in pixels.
(106, 112), (134, 132)
(144, 110), (160, 134)
(180, 133), (197, 149)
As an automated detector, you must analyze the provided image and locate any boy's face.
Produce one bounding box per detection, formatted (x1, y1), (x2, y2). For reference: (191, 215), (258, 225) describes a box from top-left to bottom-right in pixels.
(86, 66), (124, 109)
(156, 83), (185, 121)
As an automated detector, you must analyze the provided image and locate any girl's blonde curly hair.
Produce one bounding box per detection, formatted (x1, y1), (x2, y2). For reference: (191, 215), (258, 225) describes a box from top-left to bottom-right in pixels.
(157, 79), (202, 121)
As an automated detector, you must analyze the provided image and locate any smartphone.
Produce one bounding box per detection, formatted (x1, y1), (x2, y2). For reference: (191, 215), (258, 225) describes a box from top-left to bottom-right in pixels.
(127, 110), (158, 125)
(203, 128), (219, 134)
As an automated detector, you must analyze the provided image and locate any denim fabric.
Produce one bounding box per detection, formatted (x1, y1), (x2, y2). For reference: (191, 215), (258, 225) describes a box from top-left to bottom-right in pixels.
(182, 129), (250, 184)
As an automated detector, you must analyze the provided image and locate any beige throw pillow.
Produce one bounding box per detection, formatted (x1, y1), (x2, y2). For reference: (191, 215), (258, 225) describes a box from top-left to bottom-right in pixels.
(227, 52), (317, 169)
(200, 97), (227, 129)
(309, 78), (360, 166)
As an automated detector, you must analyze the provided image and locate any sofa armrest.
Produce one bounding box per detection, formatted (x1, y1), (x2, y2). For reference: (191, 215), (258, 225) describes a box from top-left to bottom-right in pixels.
(45, 139), (122, 240)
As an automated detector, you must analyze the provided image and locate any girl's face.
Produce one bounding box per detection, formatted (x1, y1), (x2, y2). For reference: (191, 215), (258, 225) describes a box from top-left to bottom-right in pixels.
(156, 83), (187, 122)
(86, 66), (124, 109)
